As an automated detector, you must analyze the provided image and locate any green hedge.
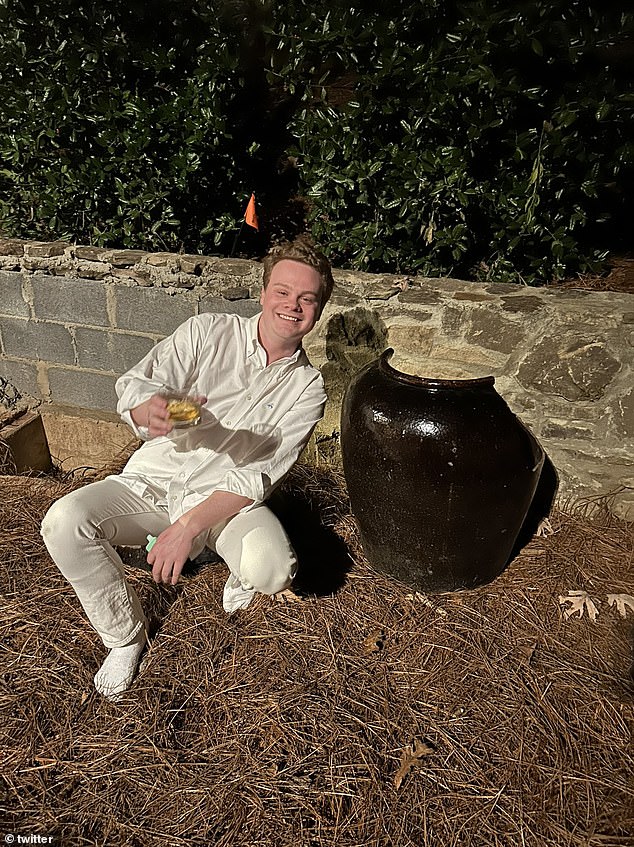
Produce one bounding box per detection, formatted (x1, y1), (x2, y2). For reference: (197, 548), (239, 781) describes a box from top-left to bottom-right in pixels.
(0, 1), (249, 253)
(0, 1), (632, 283)
(275, 2), (633, 281)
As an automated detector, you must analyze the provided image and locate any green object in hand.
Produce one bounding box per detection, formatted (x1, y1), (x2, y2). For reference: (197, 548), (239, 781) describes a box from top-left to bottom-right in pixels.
(146, 534), (158, 553)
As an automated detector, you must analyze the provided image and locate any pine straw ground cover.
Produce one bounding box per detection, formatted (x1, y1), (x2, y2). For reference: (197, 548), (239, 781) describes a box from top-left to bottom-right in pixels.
(1, 460), (633, 847)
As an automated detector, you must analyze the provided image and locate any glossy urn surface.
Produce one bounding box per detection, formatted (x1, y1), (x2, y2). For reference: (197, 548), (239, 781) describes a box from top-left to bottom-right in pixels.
(341, 350), (544, 592)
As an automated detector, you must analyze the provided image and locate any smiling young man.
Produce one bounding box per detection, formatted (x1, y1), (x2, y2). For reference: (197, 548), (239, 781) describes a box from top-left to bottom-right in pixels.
(41, 235), (334, 698)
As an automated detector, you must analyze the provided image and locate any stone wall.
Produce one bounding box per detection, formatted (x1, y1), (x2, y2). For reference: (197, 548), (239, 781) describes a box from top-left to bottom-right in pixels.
(1, 238), (632, 519)
(0, 239), (261, 410)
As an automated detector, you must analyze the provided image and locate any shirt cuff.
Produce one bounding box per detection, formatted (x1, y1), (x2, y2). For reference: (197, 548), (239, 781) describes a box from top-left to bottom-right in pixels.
(120, 408), (151, 441)
(217, 469), (266, 505)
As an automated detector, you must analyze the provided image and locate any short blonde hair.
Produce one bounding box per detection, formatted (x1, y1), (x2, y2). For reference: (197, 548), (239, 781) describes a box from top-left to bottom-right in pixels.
(262, 234), (334, 307)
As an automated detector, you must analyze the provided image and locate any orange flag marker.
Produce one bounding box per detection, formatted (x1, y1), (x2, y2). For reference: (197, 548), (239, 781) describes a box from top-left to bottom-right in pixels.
(244, 192), (259, 230)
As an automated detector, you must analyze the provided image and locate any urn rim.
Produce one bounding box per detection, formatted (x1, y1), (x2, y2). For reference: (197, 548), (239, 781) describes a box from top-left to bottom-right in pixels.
(378, 348), (496, 388)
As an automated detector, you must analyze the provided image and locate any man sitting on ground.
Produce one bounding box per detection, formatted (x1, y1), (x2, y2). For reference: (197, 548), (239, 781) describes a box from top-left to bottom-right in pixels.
(41, 235), (334, 698)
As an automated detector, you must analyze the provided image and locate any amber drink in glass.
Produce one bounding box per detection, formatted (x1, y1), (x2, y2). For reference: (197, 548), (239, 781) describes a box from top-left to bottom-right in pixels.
(162, 392), (202, 428)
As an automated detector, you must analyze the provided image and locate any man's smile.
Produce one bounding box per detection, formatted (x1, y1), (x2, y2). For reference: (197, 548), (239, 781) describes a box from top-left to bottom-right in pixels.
(277, 313), (300, 322)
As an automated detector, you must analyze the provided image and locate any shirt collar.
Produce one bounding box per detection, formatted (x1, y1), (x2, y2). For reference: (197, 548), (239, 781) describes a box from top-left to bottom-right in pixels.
(248, 312), (303, 366)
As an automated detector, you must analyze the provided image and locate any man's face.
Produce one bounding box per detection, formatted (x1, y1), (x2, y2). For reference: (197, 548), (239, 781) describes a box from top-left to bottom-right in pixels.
(259, 259), (323, 349)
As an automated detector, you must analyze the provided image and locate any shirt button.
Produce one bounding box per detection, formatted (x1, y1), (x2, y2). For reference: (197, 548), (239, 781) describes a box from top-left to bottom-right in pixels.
(246, 394), (252, 401)
(226, 420), (232, 426)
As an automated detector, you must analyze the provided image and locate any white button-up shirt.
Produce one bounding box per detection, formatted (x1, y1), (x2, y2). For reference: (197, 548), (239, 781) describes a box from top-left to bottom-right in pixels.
(114, 312), (326, 527)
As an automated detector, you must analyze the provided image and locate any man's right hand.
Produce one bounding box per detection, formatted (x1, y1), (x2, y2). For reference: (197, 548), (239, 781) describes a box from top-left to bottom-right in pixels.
(130, 394), (173, 438)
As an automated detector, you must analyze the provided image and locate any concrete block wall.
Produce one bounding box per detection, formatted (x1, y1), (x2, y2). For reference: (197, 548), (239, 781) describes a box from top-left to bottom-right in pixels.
(1, 238), (632, 518)
(0, 240), (261, 410)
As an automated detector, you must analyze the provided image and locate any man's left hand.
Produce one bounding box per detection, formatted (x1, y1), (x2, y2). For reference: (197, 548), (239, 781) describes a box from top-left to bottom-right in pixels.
(147, 522), (196, 585)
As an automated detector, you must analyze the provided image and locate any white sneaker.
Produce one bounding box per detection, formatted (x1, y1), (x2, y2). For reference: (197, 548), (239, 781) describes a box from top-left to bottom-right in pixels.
(222, 574), (257, 613)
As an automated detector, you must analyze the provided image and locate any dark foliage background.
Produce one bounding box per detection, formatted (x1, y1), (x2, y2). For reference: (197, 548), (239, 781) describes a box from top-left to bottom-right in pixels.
(0, 0), (632, 282)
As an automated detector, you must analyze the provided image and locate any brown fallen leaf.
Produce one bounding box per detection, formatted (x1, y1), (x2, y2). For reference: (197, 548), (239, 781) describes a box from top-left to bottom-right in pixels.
(394, 738), (434, 790)
(518, 639), (538, 665)
(607, 593), (634, 619)
(363, 629), (386, 654)
(558, 590), (600, 621)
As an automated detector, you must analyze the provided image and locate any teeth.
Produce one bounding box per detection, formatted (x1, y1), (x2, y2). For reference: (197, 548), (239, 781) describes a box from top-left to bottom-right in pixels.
(278, 314), (299, 322)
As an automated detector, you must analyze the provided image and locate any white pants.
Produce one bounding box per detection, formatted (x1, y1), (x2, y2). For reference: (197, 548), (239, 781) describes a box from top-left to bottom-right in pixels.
(41, 477), (297, 648)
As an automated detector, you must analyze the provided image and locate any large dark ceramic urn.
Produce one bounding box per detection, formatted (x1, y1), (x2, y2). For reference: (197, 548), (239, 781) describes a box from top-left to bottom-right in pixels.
(341, 350), (544, 592)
